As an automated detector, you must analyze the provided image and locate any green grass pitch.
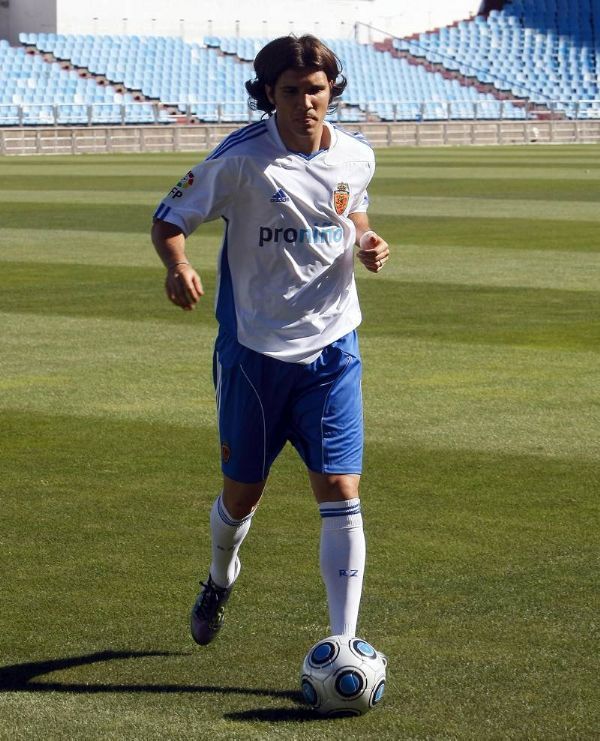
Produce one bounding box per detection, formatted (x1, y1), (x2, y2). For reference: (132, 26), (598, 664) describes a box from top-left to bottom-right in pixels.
(0, 144), (598, 739)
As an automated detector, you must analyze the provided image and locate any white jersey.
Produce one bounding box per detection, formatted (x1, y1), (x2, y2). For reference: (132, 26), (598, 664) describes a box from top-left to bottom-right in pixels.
(153, 115), (375, 363)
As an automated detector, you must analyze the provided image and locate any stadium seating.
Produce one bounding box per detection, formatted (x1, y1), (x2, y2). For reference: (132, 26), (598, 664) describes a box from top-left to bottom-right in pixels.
(324, 38), (526, 120)
(394, 0), (599, 118)
(0, 38), (169, 125)
(15, 33), (260, 123)
(1, 1), (596, 127)
(22, 32), (524, 123)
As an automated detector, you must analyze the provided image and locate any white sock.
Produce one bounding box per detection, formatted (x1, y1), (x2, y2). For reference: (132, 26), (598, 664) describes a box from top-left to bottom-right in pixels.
(209, 493), (254, 588)
(319, 498), (366, 636)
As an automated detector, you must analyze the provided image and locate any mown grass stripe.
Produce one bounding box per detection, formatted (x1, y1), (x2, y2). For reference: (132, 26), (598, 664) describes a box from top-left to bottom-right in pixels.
(1, 203), (598, 253)
(0, 228), (221, 270)
(0, 175), (174, 192)
(374, 164), (600, 178)
(359, 279), (600, 351)
(371, 196), (600, 222)
(3, 316), (598, 459)
(3, 233), (597, 291)
(370, 177), (600, 202)
(3, 171), (598, 203)
(0, 262), (214, 324)
(0, 202), (223, 236)
(1, 262), (598, 352)
(4, 191), (599, 219)
(0, 190), (173, 206)
(372, 214), (600, 252)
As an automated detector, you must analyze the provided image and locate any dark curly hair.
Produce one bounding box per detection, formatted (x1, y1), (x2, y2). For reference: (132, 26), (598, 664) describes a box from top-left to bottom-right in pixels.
(245, 35), (347, 115)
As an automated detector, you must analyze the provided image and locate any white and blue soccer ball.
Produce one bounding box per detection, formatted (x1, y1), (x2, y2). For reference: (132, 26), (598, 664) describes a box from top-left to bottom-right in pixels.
(300, 635), (387, 717)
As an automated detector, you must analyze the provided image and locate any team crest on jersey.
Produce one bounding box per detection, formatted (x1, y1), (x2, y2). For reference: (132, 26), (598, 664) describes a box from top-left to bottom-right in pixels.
(176, 171), (195, 189)
(333, 182), (350, 215)
(221, 442), (231, 463)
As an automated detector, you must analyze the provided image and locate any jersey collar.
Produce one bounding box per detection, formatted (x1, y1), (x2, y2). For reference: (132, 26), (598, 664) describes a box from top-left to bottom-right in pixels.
(267, 115), (337, 162)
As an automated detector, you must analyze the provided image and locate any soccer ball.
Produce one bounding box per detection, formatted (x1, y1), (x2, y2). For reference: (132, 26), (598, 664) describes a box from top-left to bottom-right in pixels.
(300, 635), (387, 717)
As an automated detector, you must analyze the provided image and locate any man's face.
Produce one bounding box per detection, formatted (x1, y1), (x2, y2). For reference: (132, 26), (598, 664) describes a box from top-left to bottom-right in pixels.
(266, 68), (332, 152)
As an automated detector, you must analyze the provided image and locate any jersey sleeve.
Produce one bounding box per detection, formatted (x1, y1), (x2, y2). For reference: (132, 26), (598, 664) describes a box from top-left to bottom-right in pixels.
(348, 160), (374, 215)
(348, 133), (375, 215)
(152, 156), (239, 236)
(350, 188), (370, 214)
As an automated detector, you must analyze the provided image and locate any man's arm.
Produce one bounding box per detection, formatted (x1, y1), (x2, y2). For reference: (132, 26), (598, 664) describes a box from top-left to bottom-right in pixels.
(349, 212), (390, 274)
(151, 219), (204, 311)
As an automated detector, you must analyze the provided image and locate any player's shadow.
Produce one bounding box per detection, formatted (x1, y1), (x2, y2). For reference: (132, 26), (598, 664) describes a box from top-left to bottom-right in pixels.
(0, 650), (313, 720)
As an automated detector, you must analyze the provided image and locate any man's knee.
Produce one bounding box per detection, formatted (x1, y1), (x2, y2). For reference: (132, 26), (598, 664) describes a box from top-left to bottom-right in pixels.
(309, 472), (360, 503)
(222, 475), (266, 519)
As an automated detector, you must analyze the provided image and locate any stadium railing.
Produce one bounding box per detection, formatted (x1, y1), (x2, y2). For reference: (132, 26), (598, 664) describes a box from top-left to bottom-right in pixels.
(1, 99), (598, 127)
(2, 117), (599, 156)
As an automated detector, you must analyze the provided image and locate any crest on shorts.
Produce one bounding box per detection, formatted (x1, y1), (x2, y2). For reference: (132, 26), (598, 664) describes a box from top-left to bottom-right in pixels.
(221, 442), (231, 463)
(333, 182), (350, 215)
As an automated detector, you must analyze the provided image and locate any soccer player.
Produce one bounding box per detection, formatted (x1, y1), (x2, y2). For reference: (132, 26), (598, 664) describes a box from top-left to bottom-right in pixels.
(151, 34), (390, 646)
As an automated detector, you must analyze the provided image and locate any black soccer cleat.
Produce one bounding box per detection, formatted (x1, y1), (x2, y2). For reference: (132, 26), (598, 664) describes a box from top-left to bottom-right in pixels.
(190, 574), (233, 646)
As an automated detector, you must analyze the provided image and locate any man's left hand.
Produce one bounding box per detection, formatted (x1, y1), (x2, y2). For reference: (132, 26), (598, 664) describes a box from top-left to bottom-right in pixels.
(357, 231), (390, 273)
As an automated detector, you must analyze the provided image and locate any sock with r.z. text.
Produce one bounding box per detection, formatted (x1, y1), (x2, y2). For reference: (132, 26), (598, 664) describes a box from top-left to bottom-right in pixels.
(319, 498), (366, 636)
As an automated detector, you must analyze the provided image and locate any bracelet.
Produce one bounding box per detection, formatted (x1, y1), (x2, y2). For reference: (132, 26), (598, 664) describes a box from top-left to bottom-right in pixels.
(167, 261), (190, 270)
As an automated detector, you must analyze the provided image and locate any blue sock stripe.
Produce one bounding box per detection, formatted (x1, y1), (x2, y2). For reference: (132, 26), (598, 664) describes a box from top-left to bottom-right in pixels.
(320, 504), (362, 518)
(217, 495), (253, 527)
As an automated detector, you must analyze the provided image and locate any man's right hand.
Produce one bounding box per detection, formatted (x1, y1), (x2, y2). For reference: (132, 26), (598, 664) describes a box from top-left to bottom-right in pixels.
(165, 263), (204, 310)
(151, 219), (204, 310)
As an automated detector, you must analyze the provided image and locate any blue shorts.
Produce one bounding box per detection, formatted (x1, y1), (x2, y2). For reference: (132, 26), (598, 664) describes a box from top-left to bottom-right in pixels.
(213, 329), (363, 484)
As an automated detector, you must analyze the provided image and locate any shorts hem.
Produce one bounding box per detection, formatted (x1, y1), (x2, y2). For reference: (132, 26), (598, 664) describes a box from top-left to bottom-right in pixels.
(308, 466), (363, 476)
(221, 466), (270, 485)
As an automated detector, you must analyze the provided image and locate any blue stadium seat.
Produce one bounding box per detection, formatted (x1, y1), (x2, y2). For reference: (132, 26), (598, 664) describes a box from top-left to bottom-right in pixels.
(4, 11), (597, 126)
(396, 0), (598, 118)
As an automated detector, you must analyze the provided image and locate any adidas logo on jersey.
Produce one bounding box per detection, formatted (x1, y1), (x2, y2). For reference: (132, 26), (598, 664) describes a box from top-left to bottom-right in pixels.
(270, 188), (289, 203)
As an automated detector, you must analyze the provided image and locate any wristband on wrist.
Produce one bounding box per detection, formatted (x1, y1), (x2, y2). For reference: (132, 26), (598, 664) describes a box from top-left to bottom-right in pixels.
(359, 230), (376, 248)
(167, 261), (190, 270)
